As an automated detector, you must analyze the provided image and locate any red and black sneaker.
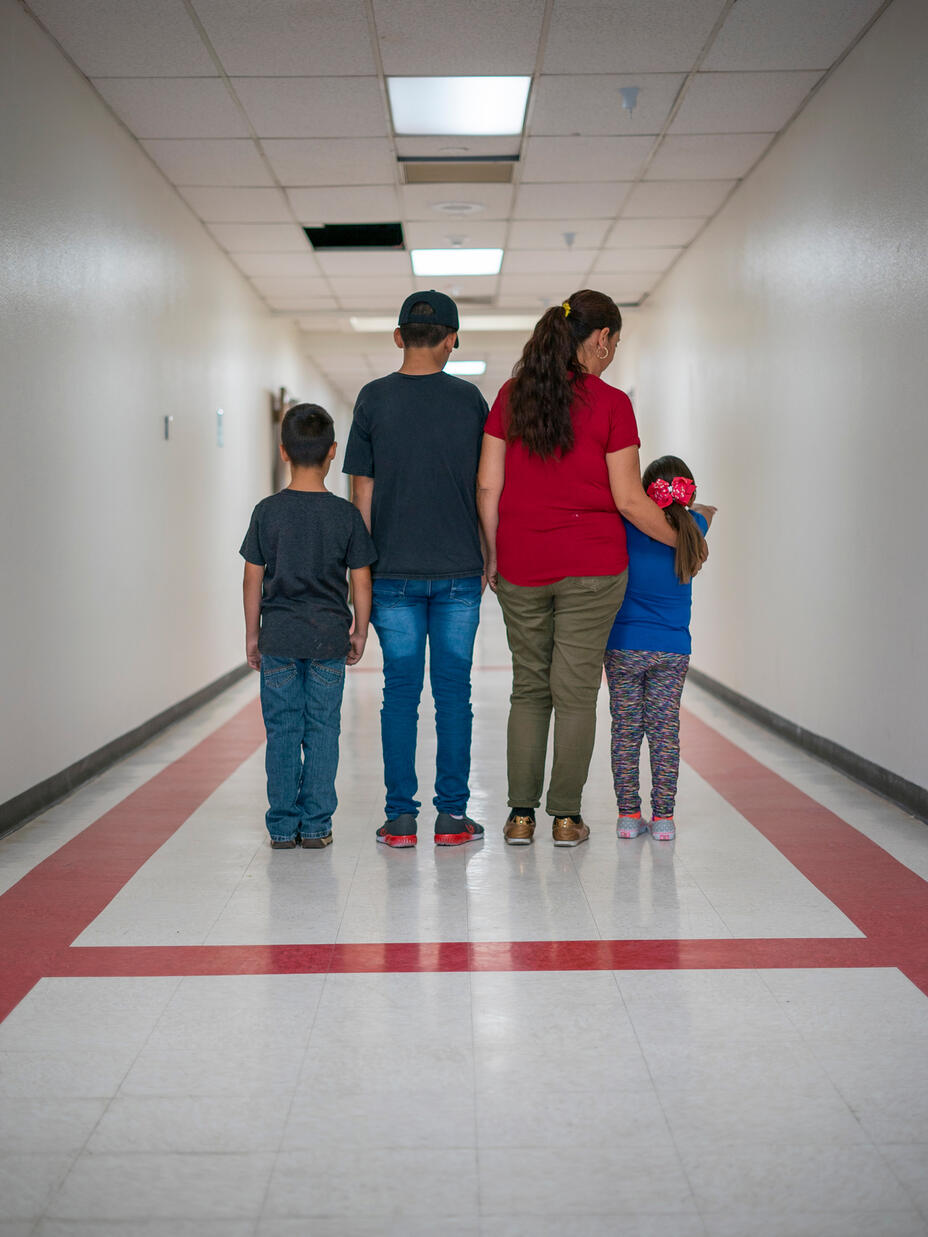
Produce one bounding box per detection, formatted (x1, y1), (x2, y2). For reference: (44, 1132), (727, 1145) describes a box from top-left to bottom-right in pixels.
(434, 813), (485, 846)
(376, 814), (418, 848)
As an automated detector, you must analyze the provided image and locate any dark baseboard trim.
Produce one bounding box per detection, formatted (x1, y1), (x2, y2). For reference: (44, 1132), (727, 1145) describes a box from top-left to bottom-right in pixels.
(687, 668), (927, 824)
(0, 664), (252, 839)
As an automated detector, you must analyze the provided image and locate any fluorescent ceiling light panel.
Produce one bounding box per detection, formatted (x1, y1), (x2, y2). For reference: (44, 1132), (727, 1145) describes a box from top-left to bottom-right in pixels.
(350, 314), (537, 333)
(446, 360), (487, 376)
(388, 77), (531, 136)
(411, 248), (503, 276)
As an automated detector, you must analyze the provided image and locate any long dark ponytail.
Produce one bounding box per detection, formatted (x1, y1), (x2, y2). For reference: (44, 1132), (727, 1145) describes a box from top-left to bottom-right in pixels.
(642, 455), (706, 585)
(507, 289), (622, 458)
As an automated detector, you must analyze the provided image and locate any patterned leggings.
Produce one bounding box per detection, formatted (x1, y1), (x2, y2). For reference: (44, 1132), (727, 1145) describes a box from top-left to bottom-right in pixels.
(604, 649), (690, 819)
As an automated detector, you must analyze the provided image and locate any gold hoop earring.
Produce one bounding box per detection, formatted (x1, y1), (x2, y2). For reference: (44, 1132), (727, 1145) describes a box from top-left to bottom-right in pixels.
(596, 345), (608, 360)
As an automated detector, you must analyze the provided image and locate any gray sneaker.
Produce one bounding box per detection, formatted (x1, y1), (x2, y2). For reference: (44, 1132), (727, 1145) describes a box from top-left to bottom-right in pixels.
(616, 814), (648, 838)
(649, 816), (676, 841)
(376, 813), (418, 848)
(434, 813), (485, 846)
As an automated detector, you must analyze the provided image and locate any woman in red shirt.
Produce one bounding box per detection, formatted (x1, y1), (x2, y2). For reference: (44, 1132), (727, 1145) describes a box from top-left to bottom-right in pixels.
(477, 288), (677, 847)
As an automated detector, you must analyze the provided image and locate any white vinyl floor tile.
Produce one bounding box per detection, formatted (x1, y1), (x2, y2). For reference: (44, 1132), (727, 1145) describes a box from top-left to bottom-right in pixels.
(2, 605), (927, 1233)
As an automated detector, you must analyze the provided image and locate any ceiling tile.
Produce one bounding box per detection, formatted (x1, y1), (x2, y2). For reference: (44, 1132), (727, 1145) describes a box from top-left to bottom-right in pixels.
(206, 223), (310, 253)
(669, 71), (823, 134)
(26, 0), (215, 75)
(513, 182), (631, 219)
(531, 74), (684, 136)
(316, 252), (412, 278)
(606, 218), (704, 246)
(194, 0), (376, 75)
(395, 137), (521, 158)
(499, 274), (586, 297)
(607, 272), (665, 293)
(645, 133), (774, 179)
(374, 0), (545, 73)
(404, 221), (508, 248)
(497, 293), (562, 309)
(176, 186), (293, 223)
(544, 0), (725, 73)
(400, 183), (514, 221)
(299, 319), (350, 334)
(90, 79), (247, 139)
(328, 277), (415, 296)
(141, 140), (272, 186)
(593, 248), (682, 273)
(703, 0), (884, 70)
(262, 139), (396, 186)
(232, 252), (322, 277)
(502, 250), (599, 276)
(286, 186), (401, 224)
(623, 179), (735, 216)
(234, 78), (387, 138)
(426, 276), (500, 298)
(251, 276), (332, 297)
(609, 280), (659, 301)
(521, 136), (653, 183)
(265, 296), (339, 311)
(508, 220), (611, 249)
(337, 294), (411, 309)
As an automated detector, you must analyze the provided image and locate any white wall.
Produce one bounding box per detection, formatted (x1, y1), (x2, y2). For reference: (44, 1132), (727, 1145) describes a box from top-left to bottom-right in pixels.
(616, 0), (928, 789)
(0, 0), (348, 806)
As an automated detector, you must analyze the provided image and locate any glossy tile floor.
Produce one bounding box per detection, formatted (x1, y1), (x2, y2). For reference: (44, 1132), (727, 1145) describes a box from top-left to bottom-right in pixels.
(1, 601), (927, 1237)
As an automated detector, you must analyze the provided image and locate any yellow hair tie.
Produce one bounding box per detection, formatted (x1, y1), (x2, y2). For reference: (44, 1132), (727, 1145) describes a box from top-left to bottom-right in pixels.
(562, 301), (571, 317)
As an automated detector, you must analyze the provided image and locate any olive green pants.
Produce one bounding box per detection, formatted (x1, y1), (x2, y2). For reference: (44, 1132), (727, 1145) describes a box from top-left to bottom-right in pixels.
(496, 572), (627, 817)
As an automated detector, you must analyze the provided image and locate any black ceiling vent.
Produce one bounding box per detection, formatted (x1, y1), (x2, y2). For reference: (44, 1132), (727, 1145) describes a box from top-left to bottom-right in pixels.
(304, 222), (405, 250)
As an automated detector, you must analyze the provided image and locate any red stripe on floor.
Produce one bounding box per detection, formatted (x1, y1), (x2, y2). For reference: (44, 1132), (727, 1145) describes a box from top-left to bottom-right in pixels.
(47, 935), (920, 977)
(2, 696), (928, 1021)
(679, 708), (928, 942)
(0, 700), (264, 1020)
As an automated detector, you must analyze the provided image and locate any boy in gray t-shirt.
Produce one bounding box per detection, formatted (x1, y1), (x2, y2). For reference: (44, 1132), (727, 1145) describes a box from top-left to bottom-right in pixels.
(240, 405), (376, 849)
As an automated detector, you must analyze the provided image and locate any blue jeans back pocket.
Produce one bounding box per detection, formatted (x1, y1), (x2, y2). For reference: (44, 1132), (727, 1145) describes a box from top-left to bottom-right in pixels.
(449, 576), (482, 606)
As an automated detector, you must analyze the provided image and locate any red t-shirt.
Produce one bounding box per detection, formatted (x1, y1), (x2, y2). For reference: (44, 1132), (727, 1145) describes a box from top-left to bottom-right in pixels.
(485, 374), (640, 586)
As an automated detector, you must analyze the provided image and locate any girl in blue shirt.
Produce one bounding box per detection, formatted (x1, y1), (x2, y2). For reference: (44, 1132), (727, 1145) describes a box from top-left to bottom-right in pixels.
(604, 456), (716, 840)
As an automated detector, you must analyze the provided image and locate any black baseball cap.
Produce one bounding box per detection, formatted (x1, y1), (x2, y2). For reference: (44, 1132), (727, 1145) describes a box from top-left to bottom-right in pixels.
(398, 290), (460, 346)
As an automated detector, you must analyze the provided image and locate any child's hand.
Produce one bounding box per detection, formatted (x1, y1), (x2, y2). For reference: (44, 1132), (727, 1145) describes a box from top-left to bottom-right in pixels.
(246, 637), (261, 671)
(347, 631), (367, 665)
(691, 503), (717, 527)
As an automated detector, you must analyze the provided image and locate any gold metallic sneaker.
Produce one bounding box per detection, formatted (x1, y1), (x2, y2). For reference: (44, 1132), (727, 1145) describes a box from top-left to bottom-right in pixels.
(552, 816), (590, 847)
(503, 813), (535, 845)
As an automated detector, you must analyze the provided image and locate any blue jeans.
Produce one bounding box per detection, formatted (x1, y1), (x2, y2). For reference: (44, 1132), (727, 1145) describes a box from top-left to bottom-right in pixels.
(372, 576), (482, 819)
(259, 654), (346, 841)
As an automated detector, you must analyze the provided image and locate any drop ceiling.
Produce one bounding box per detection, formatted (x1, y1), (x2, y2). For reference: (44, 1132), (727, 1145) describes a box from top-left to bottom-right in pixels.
(25, 0), (887, 404)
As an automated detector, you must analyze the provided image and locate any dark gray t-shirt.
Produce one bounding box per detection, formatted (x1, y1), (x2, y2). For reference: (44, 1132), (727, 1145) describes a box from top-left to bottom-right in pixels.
(240, 490), (376, 660)
(342, 370), (488, 578)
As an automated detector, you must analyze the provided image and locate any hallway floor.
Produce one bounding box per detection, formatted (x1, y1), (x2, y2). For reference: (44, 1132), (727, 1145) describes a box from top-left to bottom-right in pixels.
(1, 602), (927, 1237)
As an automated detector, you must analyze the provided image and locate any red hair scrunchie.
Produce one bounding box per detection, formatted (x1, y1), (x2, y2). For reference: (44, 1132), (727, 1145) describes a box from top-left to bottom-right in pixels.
(647, 476), (696, 507)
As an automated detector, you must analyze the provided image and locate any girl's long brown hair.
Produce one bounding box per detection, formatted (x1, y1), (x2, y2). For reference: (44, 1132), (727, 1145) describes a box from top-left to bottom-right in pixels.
(642, 455), (706, 585)
(507, 289), (622, 458)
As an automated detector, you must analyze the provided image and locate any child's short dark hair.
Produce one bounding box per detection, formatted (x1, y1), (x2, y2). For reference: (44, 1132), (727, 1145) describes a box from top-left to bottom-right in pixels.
(398, 301), (456, 349)
(280, 403), (335, 467)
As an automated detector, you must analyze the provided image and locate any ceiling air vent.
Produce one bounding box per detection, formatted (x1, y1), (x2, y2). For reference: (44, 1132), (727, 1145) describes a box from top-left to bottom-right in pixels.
(400, 157), (515, 185)
(304, 222), (405, 249)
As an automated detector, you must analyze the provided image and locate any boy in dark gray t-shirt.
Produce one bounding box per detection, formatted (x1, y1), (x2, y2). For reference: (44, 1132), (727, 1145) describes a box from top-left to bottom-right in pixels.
(241, 405), (376, 849)
(344, 291), (488, 850)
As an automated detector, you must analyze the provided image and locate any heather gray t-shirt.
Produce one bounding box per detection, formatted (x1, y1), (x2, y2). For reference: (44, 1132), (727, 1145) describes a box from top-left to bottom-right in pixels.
(342, 370), (488, 578)
(240, 490), (376, 660)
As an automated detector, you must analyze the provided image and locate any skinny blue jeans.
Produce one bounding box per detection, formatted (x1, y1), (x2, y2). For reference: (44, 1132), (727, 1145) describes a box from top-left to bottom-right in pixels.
(259, 654), (346, 842)
(371, 576), (482, 819)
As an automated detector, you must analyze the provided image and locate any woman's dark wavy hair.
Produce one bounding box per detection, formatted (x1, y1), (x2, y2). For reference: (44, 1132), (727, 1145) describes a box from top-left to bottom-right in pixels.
(642, 455), (706, 585)
(507, 289), (622, 458)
